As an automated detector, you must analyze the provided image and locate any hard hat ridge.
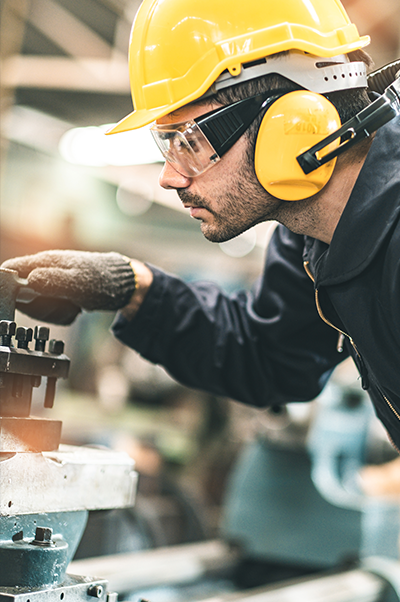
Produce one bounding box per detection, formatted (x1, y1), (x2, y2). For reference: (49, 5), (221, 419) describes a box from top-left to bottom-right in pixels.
(203, 52), (368, 98)
(108, 0), (370, 135)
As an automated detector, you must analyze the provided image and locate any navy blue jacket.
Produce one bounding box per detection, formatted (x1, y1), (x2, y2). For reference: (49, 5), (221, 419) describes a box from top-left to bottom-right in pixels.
(113, 117), (400, 451)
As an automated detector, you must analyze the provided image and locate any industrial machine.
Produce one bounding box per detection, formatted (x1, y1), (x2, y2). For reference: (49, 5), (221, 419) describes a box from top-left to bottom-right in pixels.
(1, 264), (400, 602)
(0, 267), (137, 601)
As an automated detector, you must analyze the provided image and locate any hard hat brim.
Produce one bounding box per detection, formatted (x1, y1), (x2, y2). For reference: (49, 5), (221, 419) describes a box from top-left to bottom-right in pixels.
(106, 107), (163, 135)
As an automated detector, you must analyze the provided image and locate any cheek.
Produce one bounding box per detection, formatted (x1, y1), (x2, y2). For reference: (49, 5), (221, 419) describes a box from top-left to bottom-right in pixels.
(213, 140), (248, 183)
(190, 137), (250, 195)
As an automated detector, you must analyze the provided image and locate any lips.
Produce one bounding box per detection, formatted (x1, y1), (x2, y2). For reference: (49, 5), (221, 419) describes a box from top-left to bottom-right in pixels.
(178, 191), (212, 217)
(188, 206), (208, 218)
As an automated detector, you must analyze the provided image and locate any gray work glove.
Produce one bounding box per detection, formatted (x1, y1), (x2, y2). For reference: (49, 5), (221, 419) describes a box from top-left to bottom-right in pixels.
(1, 250), (136, 325)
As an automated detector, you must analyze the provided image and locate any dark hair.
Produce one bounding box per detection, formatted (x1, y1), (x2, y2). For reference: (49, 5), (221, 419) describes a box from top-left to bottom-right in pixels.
(202, 49), (374, 158)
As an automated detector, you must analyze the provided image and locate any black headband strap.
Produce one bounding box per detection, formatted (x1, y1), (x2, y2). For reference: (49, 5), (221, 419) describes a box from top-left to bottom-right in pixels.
(195, 89), (289, 157)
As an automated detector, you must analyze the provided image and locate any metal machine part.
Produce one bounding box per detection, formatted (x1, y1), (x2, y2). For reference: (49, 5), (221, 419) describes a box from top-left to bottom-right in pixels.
(70, 542), (400, 602)
(0, 268), (69, 453)
(0, 268), (137, 601)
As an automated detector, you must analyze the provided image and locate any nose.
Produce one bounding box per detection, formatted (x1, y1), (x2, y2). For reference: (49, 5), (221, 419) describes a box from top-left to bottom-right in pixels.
(159, 161), (192, 190)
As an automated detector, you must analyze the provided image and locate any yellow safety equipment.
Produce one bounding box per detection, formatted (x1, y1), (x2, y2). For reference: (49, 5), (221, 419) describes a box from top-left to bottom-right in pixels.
(108, 0), (369, 134)
(254, 91), (341, 200)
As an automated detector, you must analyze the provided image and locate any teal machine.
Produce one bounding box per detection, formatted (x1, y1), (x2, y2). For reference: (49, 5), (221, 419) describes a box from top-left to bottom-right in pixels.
(0, 267), (137, 601)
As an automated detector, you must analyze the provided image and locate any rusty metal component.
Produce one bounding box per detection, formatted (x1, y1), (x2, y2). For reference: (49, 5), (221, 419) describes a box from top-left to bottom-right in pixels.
(0, 416), (62, 452)
(0, 268), (70, 451)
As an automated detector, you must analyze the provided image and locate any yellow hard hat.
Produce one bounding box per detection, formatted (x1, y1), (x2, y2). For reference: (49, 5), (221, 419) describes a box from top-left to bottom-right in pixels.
(108, 0), (370, 134)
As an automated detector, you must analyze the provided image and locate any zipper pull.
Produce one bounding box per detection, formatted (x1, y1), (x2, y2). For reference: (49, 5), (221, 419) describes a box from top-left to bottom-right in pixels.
(351, 342), (370, 390)
(336, 333), (345, 353)
(361, 372), (370, 390)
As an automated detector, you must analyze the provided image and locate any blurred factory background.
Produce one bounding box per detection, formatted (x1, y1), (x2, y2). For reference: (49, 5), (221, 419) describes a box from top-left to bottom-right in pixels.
(1, 1), (400, 601)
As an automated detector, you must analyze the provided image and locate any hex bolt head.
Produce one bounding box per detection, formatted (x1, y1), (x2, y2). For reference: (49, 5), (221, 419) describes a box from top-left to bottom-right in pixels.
(31, 526), (54, 547)
(87, 585), (104, 598)
(0, 320), (16, 346)
(34, 325), (50, 340)
(16, 326), (33, 349)
(0, 320), (16, 336)
(49, 339), (65, 355)
(34, 325), (50, 351)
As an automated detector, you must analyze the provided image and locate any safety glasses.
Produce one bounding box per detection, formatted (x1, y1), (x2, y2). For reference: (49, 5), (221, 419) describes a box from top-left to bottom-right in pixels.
(150, 90), (287, 177)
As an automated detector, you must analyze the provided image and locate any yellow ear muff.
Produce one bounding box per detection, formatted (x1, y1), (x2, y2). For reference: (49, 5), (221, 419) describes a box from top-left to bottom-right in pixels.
(255, 91), (341, 201)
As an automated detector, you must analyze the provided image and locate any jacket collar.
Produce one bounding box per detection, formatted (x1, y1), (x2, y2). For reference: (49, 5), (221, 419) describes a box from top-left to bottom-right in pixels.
(303, 117), (400, 287)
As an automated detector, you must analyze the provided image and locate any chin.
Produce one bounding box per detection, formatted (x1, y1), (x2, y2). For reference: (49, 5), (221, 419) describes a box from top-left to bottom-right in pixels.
(200, 224), (223, 243)
(200, 223), (242, 244)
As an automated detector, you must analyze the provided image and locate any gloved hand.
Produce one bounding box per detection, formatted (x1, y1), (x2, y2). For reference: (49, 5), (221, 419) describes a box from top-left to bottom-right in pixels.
(1, 250), (136, 325)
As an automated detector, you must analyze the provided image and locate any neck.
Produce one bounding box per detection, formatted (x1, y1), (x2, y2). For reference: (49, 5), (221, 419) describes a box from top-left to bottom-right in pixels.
(275, 148), (370, 244)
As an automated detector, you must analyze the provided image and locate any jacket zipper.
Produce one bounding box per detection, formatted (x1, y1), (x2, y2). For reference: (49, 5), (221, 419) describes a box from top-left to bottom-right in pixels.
(304, 260), (353, 349)
(304, 259), (400, 453)
(303, 261), (372, 387)
(303, 261), (400, 429)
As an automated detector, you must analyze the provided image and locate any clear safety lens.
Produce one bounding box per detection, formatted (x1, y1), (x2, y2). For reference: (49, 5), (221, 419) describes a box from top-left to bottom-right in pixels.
(150, 120), (220, 177)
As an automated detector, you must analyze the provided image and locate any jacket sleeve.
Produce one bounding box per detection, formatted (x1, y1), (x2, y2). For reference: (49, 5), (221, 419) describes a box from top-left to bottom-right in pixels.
(112, 225), (347, 406)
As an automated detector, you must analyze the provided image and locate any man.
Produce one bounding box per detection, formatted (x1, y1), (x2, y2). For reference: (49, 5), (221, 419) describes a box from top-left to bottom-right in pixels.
(3, 0), (400, 450)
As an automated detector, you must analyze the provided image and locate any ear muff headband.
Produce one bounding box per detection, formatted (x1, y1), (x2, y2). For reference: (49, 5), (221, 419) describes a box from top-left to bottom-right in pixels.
(255, 91), (341, 201)
(297, 74), (400, 175)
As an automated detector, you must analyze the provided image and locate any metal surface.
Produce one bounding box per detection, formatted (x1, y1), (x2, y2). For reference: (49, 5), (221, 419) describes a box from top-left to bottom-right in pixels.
(0, 575), (109, 602)
(0, 534), (69, 588)
(220, 440), (362, 568)
(0, 416), (62, 452)
(0, 344), (70, 379)
(71, 544), (397, 602)
(193, 569), (385, 602)
(0, 444), (137, 515)
(70, 539), (239, 593)
(0, 511), (88, 564)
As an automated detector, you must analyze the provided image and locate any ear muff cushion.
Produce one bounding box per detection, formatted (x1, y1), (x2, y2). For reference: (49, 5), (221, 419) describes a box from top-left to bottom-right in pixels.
(255, 91), (341, 201)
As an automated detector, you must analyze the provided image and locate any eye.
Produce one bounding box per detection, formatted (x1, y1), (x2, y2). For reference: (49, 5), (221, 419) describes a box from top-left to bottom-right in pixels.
(187, 138), (200, 152)
(172, 137), (188, 154)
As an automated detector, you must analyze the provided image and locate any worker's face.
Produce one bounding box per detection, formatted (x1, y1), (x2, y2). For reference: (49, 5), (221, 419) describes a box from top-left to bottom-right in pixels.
(157, 102), (281, 242)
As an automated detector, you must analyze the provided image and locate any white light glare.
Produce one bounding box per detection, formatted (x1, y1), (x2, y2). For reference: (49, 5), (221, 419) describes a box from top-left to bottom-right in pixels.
(59, 124), (163, 167)
(219, 229), (257, 257)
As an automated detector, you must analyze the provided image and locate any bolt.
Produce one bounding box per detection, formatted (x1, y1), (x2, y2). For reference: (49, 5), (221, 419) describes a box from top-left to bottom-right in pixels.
(87, 585), (104, 598)
(30, 526), (54, 547)
(31, 375), (42, 388)
(44, 376), (56, 409)
(16, 327), (33, 349)
(48, 339), (65, 355)
(0, 320), (16, 346)
(12, 374), (24, 398)
(34, 325), (50, 352)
